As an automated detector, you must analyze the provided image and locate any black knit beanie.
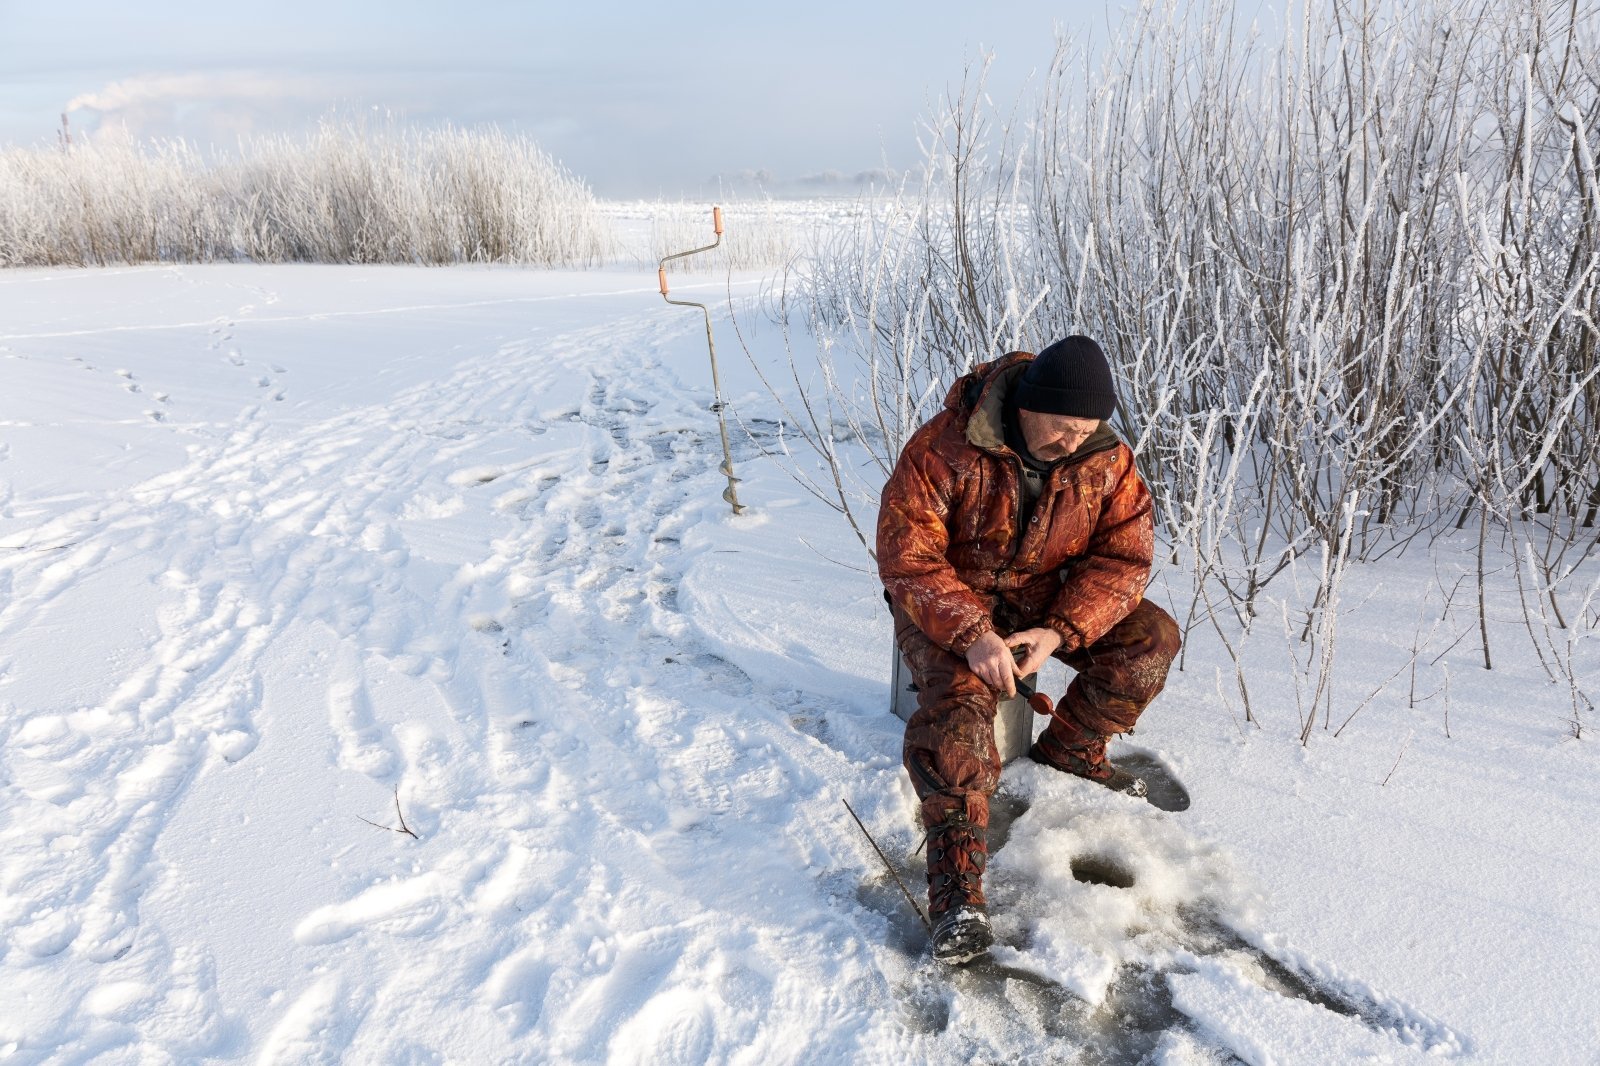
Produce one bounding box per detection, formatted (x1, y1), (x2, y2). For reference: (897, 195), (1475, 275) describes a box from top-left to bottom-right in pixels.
(1012, 335), (1116, 419)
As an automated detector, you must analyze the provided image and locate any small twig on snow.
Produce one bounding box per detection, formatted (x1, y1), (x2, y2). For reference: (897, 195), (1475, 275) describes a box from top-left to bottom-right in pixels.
(359, 786), (420, 839)
(1380, 729), (1415, 788)
(842, 798), (929, 932)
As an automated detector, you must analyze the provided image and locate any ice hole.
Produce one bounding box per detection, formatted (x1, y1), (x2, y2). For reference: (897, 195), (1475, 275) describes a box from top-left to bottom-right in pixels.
(1070, 854), (1137, 888)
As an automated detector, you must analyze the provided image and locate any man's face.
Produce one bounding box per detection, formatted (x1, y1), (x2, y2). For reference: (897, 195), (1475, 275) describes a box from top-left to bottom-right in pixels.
(1018, 410), (1100, 460)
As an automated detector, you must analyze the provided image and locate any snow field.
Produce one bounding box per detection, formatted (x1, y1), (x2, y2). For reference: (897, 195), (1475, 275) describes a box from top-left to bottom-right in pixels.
(0, 263), (1596, 1063)
(0, 266), (801, 1060)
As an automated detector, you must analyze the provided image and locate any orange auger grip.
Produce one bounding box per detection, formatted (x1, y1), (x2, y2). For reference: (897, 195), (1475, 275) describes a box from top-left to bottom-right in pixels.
(713, 206), (724, 236)
(658, 267), (669, 296)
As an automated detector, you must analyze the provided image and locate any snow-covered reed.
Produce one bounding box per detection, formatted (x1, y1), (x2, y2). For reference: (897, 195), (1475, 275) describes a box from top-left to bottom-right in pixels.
(0, 137), (234, 266)
(0, 121), (610, 267)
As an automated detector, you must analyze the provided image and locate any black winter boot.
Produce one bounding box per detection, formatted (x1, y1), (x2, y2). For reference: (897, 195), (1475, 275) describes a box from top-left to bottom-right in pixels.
(923, 805), (993, 965)
(1029, 716), (1148, 799)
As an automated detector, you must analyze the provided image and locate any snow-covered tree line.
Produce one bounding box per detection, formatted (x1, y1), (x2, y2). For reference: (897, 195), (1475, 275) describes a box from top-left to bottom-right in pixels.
(774, 0), (1598, 731)
(0, 120), (610, 267)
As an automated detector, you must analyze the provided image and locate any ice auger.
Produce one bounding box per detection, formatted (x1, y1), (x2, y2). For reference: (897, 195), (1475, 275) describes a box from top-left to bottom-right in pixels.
(658, 206), (745, 515)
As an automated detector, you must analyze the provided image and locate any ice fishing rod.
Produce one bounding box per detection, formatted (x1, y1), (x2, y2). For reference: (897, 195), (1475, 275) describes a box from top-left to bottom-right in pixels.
(1013, 674), (1059, 721)
(658, 206), (745, 516)
(842, 799), (931, 932)
(1011, 649), (1073, 730)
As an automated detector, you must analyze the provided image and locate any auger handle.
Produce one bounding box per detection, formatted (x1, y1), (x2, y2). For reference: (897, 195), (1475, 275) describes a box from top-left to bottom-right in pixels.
(657, 206), (725, 288)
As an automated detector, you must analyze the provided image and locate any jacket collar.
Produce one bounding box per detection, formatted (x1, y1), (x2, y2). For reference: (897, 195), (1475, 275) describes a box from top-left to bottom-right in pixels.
(949, 351), (1120, 461)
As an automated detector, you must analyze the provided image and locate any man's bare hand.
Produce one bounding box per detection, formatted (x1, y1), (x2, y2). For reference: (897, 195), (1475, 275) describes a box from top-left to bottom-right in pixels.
(1006, 627), (1063, 678)
(964, 630), (1019, 698)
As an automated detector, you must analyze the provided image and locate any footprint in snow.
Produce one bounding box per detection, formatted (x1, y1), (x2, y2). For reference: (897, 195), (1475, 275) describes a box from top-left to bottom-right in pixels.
(293, 868), (457, 946)
(448, 466), (505, 486)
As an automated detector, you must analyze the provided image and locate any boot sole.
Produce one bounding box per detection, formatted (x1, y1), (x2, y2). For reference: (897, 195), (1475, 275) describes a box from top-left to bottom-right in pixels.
(934, 941), (992, 966)
(931, 920), (994, 965)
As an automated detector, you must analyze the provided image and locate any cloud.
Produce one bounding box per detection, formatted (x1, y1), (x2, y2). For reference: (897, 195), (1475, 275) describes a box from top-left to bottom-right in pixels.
(65, 71), (346, 116)
(58, 70), (420, 146)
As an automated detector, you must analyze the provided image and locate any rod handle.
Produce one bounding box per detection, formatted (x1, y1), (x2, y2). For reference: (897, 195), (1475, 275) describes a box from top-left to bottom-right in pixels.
(658, 266), (669, 296)
(712, 206), (724, 236)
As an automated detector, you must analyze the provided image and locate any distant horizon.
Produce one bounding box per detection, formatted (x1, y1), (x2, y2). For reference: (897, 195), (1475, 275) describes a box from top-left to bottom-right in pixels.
(0, 1), (1153, 199)
(33, 111), (921, 203)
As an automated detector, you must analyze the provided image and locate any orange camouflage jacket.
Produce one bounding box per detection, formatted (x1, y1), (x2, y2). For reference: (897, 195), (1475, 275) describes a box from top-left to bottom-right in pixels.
(877, 351), (1155, 656)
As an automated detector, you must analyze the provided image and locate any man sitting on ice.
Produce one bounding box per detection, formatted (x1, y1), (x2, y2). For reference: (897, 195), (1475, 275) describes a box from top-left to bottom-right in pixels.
(877, 335), (1182, 964)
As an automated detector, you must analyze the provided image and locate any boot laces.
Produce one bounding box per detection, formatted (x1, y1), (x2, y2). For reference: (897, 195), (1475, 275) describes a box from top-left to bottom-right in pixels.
(923, 811), (988, 915)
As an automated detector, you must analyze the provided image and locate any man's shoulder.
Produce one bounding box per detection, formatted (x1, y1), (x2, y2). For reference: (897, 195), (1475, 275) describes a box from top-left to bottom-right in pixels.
(901, 409), (970, 460)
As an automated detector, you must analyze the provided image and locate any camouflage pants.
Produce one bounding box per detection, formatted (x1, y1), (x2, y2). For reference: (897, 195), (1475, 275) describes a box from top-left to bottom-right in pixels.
(894, 598), (1181, 827)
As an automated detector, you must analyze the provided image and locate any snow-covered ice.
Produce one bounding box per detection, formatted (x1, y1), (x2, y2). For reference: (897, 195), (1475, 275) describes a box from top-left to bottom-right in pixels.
(1, 262), (1596, 1063)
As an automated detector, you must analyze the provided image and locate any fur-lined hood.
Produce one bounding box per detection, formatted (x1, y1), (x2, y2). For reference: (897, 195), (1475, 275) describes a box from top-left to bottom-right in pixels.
(944, 351), (1120, 459)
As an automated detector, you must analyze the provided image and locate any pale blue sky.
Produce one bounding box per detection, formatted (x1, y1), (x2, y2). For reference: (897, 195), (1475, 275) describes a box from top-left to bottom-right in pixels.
(0, 0), (1134, 197)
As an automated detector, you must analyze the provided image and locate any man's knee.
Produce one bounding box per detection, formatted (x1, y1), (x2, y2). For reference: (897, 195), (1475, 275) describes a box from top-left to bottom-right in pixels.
(902, 687), (1003, 803)
(1107, 598), (1179, 671)
(1135, 600), (1181, 668)
(892, 602), (1005, 801)
(1063, 600), (1180, 730)
(895, 616), (997, 719)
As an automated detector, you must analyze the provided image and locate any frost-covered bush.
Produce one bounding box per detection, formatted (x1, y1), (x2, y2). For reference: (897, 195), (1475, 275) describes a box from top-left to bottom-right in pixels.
(771, 0), (1600, 731)
(790, 0), (1599, 554)
(0, 121), (611, 267)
